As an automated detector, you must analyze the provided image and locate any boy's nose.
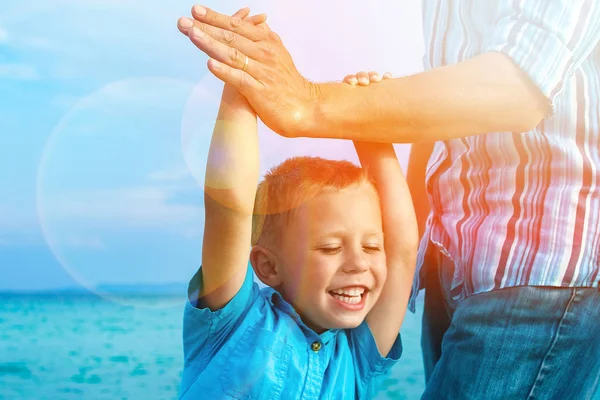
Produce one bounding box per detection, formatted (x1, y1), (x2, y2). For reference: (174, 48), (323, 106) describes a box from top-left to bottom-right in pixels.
(342, 250), (369, 273)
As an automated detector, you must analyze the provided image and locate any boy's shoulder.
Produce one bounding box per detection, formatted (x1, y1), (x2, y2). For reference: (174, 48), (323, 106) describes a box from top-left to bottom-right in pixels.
(184, 264), (301, 338)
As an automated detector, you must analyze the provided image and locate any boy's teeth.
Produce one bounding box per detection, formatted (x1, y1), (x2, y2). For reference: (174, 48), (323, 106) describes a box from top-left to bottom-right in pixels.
(332, 294), (362, 305)
(331, 287), (365, 296)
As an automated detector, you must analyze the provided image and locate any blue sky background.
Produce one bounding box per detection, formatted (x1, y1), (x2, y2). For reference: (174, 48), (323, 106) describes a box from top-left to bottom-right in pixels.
(0, 0), (424, 292)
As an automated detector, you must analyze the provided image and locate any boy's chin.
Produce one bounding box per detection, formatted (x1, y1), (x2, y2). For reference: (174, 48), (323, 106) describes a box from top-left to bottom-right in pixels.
(300, 304), (369, 332)
(325, 315), (365, 330)
(304, 314), (364, 333)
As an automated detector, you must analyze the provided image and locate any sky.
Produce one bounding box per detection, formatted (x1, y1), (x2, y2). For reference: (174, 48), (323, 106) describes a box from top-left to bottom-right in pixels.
(0, 0), (424, 292)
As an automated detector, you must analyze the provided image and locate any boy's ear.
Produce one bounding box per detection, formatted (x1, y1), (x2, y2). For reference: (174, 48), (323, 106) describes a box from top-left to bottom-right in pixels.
(250, 245), (282, 287)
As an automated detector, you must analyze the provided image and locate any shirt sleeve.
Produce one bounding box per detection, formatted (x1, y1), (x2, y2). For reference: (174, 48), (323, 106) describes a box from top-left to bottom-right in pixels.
(350, 320), (403, 398)
(485, 0), (600, 114)
(180, 262), (258, 390)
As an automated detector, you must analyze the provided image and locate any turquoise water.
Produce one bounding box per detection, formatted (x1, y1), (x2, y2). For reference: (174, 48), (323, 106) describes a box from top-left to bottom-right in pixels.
(2, 294), (598, 399)
(0, 294), (425, 399)
(0, 294), (185, 399)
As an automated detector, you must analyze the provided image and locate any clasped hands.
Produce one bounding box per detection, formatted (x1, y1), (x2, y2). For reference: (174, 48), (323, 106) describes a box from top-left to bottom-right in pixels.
(177, 5), (391, 138)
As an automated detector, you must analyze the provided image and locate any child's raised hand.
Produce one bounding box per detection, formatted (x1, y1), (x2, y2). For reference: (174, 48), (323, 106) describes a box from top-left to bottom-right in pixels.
(343, 71), (393, 86)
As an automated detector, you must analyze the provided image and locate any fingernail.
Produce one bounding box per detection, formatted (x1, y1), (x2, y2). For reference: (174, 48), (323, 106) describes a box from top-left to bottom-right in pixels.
(193, 5), (207, 16)
(179, 17), (193, 29)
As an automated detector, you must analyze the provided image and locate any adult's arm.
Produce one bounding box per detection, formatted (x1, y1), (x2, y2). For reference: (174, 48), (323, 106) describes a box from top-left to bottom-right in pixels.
(307, 52), (549, 142)
(180, 2), (600, 143)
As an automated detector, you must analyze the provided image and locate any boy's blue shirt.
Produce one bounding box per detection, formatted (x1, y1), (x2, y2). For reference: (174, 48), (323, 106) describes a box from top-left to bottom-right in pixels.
(179, 263), (402, 400)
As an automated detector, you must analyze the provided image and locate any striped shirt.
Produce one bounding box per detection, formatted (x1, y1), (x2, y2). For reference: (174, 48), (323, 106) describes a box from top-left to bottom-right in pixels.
(409, 0), (600, 311)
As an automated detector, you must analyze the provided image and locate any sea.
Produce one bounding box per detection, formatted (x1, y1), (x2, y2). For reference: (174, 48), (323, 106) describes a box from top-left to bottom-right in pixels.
(1, 293), (598, 400)
(0, 292), (424, 400)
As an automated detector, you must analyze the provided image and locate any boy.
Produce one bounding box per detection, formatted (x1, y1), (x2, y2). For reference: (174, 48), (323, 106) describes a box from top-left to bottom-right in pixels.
(179, 67), (418, 399)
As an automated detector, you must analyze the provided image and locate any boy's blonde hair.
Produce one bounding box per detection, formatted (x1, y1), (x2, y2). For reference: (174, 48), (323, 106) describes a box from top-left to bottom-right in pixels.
(251, 156), (375, 247)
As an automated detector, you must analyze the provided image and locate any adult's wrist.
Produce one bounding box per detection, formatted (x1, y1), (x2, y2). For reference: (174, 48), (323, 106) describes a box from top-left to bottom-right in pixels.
(285, 80), (323, 139)
(295, 81), (346, 140)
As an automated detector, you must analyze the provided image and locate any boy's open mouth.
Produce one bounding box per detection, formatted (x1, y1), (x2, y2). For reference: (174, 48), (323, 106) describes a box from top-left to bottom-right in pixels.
(328, 287), (367, 306)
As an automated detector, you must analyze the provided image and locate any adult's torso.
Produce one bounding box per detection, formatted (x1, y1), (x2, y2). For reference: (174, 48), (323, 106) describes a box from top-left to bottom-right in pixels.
(418, 0), (600, 300)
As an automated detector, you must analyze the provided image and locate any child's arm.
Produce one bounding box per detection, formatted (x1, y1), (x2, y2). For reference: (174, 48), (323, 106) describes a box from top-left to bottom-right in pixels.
(354, 141), (419, 357)
(199, 82), (259, 311)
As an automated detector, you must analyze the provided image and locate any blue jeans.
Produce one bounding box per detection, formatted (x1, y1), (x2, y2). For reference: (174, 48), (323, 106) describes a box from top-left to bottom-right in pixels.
(421, 250), (600, 400)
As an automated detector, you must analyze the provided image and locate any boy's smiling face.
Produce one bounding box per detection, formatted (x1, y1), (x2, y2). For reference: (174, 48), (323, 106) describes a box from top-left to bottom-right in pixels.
(274, 182), (387, 333)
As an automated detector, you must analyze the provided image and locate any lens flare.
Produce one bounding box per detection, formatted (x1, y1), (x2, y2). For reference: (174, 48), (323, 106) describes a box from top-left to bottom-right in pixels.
(36, 76), (219, 308)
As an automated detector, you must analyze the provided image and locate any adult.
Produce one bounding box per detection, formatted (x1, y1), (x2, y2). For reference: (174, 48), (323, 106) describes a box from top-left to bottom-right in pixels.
(177, 1), (600, 398)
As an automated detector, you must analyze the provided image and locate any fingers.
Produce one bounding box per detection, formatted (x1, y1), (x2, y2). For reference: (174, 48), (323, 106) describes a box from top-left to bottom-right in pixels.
(207, 58), (263, 93)
(358, 71), (372, 85)
(188, 26), (263, 79)
(233, 8), (268, 25)
(343, 74), (359, 85)
(247, 13), (267, 25)
(343, 72), (371, 86)
(343, 71), (393, 86)
(178, 18), (264, 63)
(191, 5), (269, 42)
(231, 7), (250, 19)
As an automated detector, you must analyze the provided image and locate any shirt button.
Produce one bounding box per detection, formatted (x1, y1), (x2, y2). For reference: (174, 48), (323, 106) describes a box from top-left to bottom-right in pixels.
(311, 341), (321, 352)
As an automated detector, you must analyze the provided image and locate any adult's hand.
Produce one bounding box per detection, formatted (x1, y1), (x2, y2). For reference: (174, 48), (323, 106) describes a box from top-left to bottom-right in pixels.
(177, 5), (318, 138)
(228, 7), (267, 26)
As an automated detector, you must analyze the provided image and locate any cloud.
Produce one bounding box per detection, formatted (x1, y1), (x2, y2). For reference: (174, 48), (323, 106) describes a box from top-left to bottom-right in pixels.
(63, 236), (104, 250)
(22, 36), (55, 50)
(0, 0), (272, 84)
(0, 16), (59, 50)
(38, 185), (203, 231)
(147, 167), (191, 182)
(0, 203), (38, 233)
(99, 80), (194, 110)
(51, 94), (82, 110)
(0, 26), (55, 50)
(46, 76), (196, 130)
(0, 63), (40, 80)
(181, 226), (202, 239)
(0, 0), (196, 80)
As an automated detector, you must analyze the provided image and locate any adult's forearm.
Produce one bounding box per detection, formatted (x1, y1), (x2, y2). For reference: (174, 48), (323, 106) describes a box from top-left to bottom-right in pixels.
(305, 52), (549, 143)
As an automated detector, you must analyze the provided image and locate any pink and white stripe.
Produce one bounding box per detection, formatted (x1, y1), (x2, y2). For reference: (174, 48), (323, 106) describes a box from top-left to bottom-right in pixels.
(410, 0), (600, 309)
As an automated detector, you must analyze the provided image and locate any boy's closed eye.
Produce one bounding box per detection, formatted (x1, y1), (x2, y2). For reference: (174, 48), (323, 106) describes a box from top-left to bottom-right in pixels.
(362, 245), (382, 253)
(318, 246), (342, 255)
(316, 245), (383, 255)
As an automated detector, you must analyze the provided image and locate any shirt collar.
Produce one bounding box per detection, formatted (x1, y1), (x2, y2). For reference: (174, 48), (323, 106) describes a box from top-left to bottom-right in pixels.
(266, 288), (340, 344)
